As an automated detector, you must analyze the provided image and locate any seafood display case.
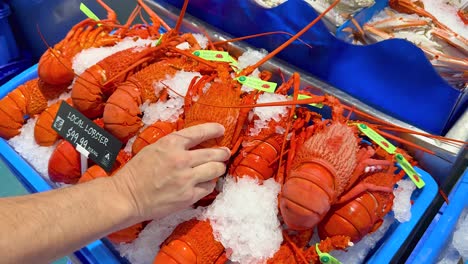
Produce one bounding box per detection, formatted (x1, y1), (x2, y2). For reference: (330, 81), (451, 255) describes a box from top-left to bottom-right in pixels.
(0, 0), (466, 263)
(159, 0), (467, 137)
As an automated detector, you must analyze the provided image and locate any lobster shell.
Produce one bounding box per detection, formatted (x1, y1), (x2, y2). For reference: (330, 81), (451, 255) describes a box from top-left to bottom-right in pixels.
(317, 171), (395, 242)
(48, 140), (81, 184)
(0, 79), (67, 139)
(132, 121), (176, 155)
(280, 123), (358, 230)
(154, 219), (225, 264)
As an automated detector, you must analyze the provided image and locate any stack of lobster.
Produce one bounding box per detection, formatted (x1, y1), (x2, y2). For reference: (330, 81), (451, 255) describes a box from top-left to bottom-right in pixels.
(0, 0), (466, 263)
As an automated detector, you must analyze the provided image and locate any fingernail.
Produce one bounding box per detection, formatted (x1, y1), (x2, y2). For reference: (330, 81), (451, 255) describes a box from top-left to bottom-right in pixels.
(221, 147), (231, 157)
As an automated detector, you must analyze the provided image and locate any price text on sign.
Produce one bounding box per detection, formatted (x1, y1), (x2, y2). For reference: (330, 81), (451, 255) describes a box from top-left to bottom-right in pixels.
(396, 154), (426, 188)
(52, 102), (123, 172)
(357, 123), (397, 154)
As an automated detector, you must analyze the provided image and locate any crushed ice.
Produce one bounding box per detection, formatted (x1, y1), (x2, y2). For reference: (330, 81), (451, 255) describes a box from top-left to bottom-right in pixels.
(249, 93), (290, 136)
(117, 207), (204, 264)
(72, 37), (155, 75)
(201, 175), (283, 263)
(393, 178), (416, 222)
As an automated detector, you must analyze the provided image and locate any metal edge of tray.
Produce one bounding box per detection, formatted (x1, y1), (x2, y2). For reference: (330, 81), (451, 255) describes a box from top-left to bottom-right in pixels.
(144, 0), (467, 179)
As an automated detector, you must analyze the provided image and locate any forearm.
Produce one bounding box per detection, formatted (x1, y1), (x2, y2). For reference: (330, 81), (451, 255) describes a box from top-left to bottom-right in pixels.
(0, 177), (135, 264)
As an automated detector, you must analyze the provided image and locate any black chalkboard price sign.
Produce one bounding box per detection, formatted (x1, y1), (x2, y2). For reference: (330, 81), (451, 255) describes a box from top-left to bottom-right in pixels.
(51, 101), (123, 172)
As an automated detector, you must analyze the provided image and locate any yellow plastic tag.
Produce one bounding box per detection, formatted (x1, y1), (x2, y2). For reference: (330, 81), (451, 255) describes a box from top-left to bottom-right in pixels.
(316, 244), (341, 264)
(297, 94), (324, 108)
(357, 123), (397, 154)
(80, 3), (100, 21)
(237, 76), (277, 93)
(396, 154), (425, 188)
(193, 50), (236, 63)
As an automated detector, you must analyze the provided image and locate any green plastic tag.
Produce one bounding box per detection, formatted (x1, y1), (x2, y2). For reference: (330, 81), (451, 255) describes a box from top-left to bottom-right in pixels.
(396, 154), (425, 188)
(316, 244), (341, 264)
(155, 34), (164, 46)
(297, 94), (324, 108)
(357, 123), (397, 154)
(193, 50), (236, 63)
(80, 3), (100, 21)
(237, 76), (277, 93)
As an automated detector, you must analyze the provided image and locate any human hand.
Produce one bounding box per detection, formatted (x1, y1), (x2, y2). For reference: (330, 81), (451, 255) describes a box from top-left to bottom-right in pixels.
(113, 123), (230, 222)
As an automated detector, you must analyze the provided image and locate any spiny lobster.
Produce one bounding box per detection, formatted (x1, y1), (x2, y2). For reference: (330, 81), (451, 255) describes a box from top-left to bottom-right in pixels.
(0, 79), (68, 139)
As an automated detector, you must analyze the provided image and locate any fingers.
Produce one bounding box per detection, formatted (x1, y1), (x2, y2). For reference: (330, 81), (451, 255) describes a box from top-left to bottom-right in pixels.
(169, 123), (225, 149)
(189, 147), (231, 167)
(193, 180), (217, 201)
(191, 161), (227, 184)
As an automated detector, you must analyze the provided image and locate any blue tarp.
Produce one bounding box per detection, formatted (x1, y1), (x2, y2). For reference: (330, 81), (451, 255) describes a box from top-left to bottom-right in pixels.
(160, 0), (465, 135)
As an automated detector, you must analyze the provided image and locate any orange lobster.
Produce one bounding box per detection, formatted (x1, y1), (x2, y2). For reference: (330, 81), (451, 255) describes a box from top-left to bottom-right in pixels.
(102, 55), (209, 142)
(37, 0), (161, 86)
(0, 79), (69, 139)
(279, 97), (397, 231)
(34, 99), (74, 146)
(132, 121), (178, 155)
(317, 169), (397, 243)
(228, 73), (299, 181)
(154, 219), (227, 264)
(48, 118), (106, 184)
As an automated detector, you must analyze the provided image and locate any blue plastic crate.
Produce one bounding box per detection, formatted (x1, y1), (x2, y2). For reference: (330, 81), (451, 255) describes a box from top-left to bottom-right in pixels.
(0, 63), (439, 263)
(158, 0), (466, 135)
(407, 167), (468, 264)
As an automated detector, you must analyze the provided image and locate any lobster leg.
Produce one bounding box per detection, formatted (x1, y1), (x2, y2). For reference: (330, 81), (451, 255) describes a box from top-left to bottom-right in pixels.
(335, 182), (394, 205)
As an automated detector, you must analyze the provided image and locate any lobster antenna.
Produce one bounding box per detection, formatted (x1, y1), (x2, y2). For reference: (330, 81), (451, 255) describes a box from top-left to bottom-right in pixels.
(212, 31), (314, 50)
(96, 0), (118, 22)
(277, 73), (300, 184)
(239, 0), (341, 77)
(374, 126), (468, 145)
(137, 0), (171, 31)
(174, 0), (190, 33)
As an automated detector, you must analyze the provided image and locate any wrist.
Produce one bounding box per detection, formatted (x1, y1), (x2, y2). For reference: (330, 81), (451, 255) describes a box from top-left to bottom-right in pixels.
(108, 168), (142, 223)
(103, 175), (139, 226)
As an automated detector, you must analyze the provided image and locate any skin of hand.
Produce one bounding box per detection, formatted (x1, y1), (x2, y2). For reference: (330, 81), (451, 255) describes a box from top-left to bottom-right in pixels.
(112, 122), (231, 222)
(0, 122), (230, 264)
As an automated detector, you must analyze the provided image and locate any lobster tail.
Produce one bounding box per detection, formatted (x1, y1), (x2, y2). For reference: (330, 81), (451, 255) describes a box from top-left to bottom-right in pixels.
(34, 100), (64, 146)
(318, 172), (395, 242)
(0, 82), (29, 139)
(48, 140), (81, 184)
(154, 219), (225, 264)
(79, 165), (109, 183)
(132, 121), (175, 155)
(280, 161), (336, 230)
(229, 136), (283, 181)
(103, 82), (144, 142)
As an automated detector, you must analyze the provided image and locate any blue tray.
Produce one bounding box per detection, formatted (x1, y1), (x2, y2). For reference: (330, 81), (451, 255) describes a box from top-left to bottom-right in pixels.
(407, 167), (468, 264)
(159, 0), (466, 135)
(0, 64), (439, 263)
